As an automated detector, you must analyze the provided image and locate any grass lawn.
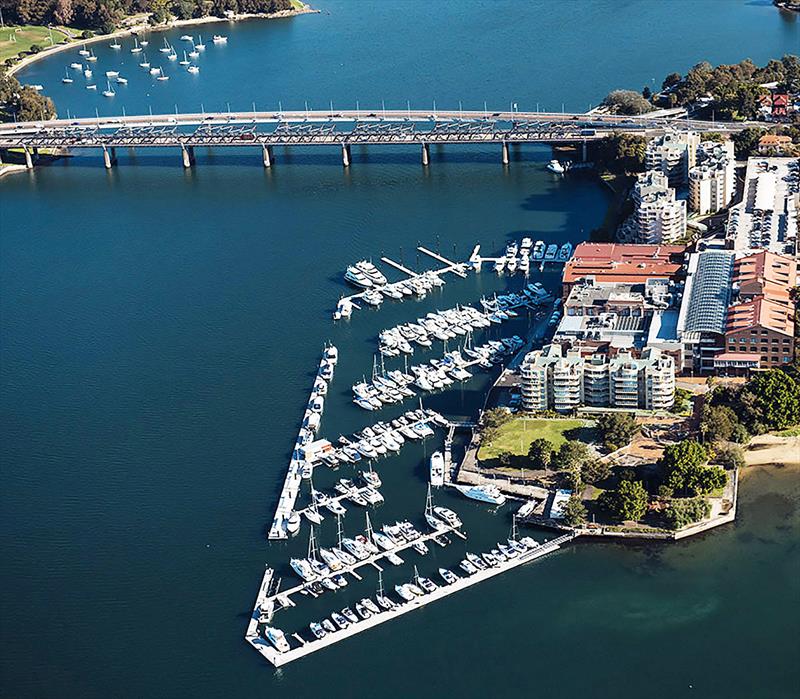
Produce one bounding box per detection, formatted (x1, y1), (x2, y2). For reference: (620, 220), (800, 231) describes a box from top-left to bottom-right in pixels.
(0, 25), (78, 64)
(478, 418), (589, 460)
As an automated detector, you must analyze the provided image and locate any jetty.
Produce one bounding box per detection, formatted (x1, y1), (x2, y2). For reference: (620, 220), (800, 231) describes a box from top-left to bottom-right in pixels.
(245, 531), (576, 667)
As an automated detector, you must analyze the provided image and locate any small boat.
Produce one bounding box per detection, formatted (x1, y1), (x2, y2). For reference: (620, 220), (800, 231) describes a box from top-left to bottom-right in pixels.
(109, 40), (121, 49)
(188, 48), (199, 58)
(309, 621), (326, 639)
(179, 51), (190, 66)
(156, 68), (169, 81)
(290, 557), (316, 582)
(321, 618), (336, 633)
(187, 65), (200, 74)
(140, 39), (149, 47)
(439, 568), (459, 585)
(433, 506), (462, 528)
(83, 67), (93, 78)
(212, 34), (228, 44)
(160, 38), (172, 53)
(78, 45), (90, 57)
(332, 574), (348, 587)
(459, 558), (477, 575)
(321, 577), (337, 591)
(417, 577), (438, 593)
(131, 38), (142, 53)
(331, 611), (349, 630)
(70, 62), (82, 69)
(180, 34), (194, 41)
(467, 552), (487, 570)
(167, 50), (177, 61)
(85, 84), (97, 90)
(385, 551), (404, 566)
(325, 500), (347, 516)
(86, 50), (97, 62)
(195, 36), (206, 50)
(412, 540), (429, 555)
(558, 242), (573, 261)
(394, 584), (416, 602)
(532, 240), (546, 260)
(105, 71), (119, 78)
(62, 69), (73, 84)
(304, 506), (324, 525)
(376, 594), (396, 611)
(429, 451), (445, 487)
(547, 159), (565, 174)
(265, 626), (290, 653)
(355, 602), (371, 620)
(102, 80), (115, 97)
(341, 607), (358, 624)
(285, 512), (301, 535)
(116, 76), (127, 85)
(149, 66), (160, 75)
(544, 244), (558, 261)
(140, 56), (151, 68)
(517, 500), (536, 518)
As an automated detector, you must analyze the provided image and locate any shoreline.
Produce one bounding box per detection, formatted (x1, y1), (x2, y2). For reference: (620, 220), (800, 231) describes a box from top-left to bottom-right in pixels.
(8, 5), (318, 79)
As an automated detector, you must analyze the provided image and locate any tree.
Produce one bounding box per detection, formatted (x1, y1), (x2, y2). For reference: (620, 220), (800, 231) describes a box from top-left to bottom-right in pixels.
(602, 89), (654, 115)
(562, 494), (587, 527)
(642, 86), (652, 100)
(581, 458), (611, 485)
(596, 412), (638, 451)
(714, 444), (745, 470)
(497, 451), (512, 468)
(700, 404), (738, 443)
(733, 127), (767, 158)
(599, 480), (648, 522)
(744, 369), (800, 430)
(660, 440), (708, 473)
(0, 69), (56, 122)
(671, 387), (692, 413)
(664, 497), (711, 530)
(554, 441), (591, 471)
(483, 408), (512, 430)
(54, 0), (75, 26)
(662, 72), (682, 91)
(527, 438), (554, 470)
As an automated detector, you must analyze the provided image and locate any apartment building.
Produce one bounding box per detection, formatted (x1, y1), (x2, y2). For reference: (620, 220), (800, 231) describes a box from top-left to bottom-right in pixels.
(688, 140), (736, 215)
(632, 170), (687, 243)
(645, 130), (701, 187)
(520, 344), (675, 412)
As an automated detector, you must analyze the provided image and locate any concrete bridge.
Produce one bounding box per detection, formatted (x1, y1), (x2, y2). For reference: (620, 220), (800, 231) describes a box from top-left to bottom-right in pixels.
(0, 108), (749, 170)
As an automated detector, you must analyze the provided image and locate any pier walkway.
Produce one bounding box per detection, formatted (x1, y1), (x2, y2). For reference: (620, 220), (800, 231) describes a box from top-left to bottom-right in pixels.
(246, 532), (576, 667)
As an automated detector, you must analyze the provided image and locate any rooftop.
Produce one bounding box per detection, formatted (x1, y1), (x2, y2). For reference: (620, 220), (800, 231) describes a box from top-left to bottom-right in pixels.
(678, 251), (735, 336)
(563, 243), (686, 286)
(726, 296), (795, 337)
(734, 250), (797, 301)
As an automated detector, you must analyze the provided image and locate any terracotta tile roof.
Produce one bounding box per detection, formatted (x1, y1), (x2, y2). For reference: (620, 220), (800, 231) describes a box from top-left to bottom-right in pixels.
(562, 243), (686, 285)
(726, 296), (795, 337)
(758, 134), (792, 146)
(734, 251), (797, 301)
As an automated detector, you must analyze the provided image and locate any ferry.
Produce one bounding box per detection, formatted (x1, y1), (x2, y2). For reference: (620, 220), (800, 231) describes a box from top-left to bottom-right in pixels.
(547, 159), (565, 174)
(558, 242), (573, 262)
(454, 484), (506, 506)
(544, 244), (558, 262)
(532, 240), (546, 260)
(429, 451), (445, 487)
(265, 627), (290, 653)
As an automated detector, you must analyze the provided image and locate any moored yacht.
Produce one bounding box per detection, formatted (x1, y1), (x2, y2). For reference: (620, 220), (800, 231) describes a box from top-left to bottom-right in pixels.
(532, 240), (546, 260)
(544, 243), (558, 261)
(454, 484), (506, 506)
(433, 506), (462, 528)
(429, 451), (445, 487)
(547, 159), (565, 173)
(265, 627), (290, 653)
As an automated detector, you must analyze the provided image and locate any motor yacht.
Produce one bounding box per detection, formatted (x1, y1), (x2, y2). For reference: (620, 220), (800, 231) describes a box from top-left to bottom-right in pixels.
(547, 159), (565, 173)
(454, 484), (506, 506)
(309, 621), (326, 639)
(439, 568), (459, 585)
(429, 451), (445, 487)
(433, 506), (462, 528)
(544, 243), (558, 261)
(265, 627), (290, 653)
(290, 557), (317, 581)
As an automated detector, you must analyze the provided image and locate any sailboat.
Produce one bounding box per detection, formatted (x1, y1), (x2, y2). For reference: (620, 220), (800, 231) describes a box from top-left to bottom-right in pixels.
(156, 67), (169, 81)
(62, 68), (73, 84)
(131, 37), (142, 54)
(139, 54), (151, 68)
(159, 38), (172, 53)
(109, 39), (121, 49)
(86, 49), (97, 62)
(187, 64), (200, 74)
(188, 40), (199, 58)
(79, 44), (90, 57)
(139, 38), (149, 47)
(83, 65), (92, 78)
(167, 48), (178, 61)
(195, 35), (206, 51)
(179, 50), (190, 66)
(102, 80), (115, 97)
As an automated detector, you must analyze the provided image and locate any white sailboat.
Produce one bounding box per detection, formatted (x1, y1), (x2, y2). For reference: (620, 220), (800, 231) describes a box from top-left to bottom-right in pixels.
(102, 80), (115, 97)
(131, 37), (142, 53)
(62, 68), (73, 84)
(109, 39), (121, 49)
(179, 50), (190, 66)
(159, 38), (172, 53)
(79, 44), (90, 57)
(156, 67), (169, 81)
(195, 35), (206, 51)
(86, 49), (97, 62)
(139, 55), (151, 68)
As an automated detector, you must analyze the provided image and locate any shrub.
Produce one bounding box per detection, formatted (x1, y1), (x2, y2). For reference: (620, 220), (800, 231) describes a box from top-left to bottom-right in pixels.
(598, 480), (649, 522)
(664, 497), (711, 530)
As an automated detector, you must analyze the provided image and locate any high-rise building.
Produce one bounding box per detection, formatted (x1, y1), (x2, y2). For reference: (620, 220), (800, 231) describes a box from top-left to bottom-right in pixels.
(645, 130), (701, 187)
(688, 140), (735, 215)
(632, 170), (687, 243)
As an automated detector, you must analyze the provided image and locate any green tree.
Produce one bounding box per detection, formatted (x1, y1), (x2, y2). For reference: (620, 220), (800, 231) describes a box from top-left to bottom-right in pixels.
(662, 72), (682, 91)
(497, 451), (512, 468)
(714, 444), (745, 470)
(733, 127), (767, 158)
(602, 89), (654, 115)
(581, 458), (611, 485)
(599, 479), (649, 522)
(664, 497), (711, 530)
(596, 412), (639, 451)
(744, 369), (800, 430)
(700, 404), (738, 443)
(660, 440), (709, 473)
(527, 438), (554, 470)
(562, 494), (587, 527)
(483, 408), (512, 430)
(554, 441), (591, 471)
(671, 387), (692, 413)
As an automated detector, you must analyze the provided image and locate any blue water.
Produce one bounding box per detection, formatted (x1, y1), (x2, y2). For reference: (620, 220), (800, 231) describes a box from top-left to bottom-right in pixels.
(2, 2), (799, 698)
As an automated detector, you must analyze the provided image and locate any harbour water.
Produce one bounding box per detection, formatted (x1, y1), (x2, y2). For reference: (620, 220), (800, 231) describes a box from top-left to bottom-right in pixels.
(1, 2), (798, 698)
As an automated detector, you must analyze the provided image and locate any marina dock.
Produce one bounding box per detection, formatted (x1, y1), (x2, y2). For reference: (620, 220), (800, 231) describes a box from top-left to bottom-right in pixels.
(246, 532), (576, 667)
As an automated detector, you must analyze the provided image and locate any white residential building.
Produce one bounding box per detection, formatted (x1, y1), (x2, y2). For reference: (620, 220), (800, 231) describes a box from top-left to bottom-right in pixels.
(688, 140), (736, 215)
(645, 130), (701, 187)
(520, 344), (675, 412)
(632, 170), (687, 244)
